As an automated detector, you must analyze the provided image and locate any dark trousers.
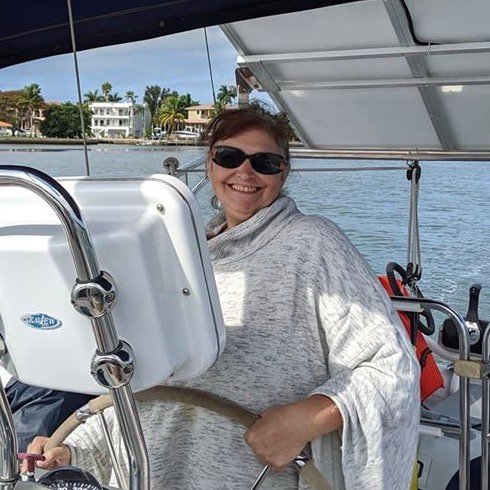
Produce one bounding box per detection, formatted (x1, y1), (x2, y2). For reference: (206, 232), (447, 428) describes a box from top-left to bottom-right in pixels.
(5, 379), (94, 452)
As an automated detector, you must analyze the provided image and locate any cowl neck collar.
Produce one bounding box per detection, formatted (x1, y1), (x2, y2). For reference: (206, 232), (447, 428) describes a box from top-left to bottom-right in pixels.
(207, 196), (299, 263)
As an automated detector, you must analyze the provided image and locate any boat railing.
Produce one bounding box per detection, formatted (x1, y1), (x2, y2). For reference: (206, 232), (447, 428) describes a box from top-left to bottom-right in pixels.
(391, 297), (471, 489)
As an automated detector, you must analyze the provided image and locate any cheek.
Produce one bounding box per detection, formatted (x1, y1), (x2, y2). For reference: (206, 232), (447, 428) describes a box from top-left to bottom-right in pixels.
(268, 177), (285, 196)
(208, 163), (229, 192)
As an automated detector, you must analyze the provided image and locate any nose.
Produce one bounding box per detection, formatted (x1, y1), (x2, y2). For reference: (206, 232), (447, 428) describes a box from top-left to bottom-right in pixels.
(236, 157), (255, 178)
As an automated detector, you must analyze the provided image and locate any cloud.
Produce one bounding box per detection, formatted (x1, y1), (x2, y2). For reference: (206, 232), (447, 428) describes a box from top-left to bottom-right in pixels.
(0, 27), (238, 104)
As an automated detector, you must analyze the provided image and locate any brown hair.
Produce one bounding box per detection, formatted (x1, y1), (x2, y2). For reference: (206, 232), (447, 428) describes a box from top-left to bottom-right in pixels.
(201, 103), (292, 162)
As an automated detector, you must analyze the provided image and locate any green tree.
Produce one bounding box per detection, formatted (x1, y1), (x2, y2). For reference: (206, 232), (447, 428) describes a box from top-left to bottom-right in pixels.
(108, 92), (122, 102)
(143, 85), (162, 126)
(217, 85), (237, 107)
(211, 100), (226, 117)
(157, 96), (186, 134)
(18, 84), (44, 133)
(101, 82), (113, 101)
(178, 93), (199, 108)
(125, 91), (138, 104)
(39, 103), (91, 138)
(143, 86), (176, 125)
(83, 90), (103, 103)
(0, 90), (24, 126)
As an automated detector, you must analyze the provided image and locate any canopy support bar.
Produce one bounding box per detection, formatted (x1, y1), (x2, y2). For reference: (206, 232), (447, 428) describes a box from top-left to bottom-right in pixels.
(382, 0), (455, 150)
(236, 41), (490, 65)
(288, 148), (490, 161)
(279, 75), (490, 91)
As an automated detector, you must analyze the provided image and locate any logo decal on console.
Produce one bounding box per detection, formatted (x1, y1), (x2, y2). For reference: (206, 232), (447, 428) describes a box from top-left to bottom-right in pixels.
(21, 313), (62, 330)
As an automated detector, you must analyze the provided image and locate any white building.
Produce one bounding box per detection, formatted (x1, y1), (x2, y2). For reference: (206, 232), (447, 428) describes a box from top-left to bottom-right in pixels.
(89, 102), (148, 138)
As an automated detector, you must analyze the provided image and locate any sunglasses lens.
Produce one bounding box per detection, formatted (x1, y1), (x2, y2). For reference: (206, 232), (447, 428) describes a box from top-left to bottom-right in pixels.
(251, 153), (284, 175)
(213, 146), (285, 175)
(213, 147), (245, 168)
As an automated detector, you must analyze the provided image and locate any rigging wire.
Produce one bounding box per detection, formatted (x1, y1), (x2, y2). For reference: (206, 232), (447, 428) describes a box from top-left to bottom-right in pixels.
(203, 28), (217, 105)
(66, 0), (90, 176)
(406, 160), (422, 287)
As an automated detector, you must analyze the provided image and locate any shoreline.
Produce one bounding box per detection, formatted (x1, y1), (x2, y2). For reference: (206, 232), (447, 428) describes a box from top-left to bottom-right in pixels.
(0, 137), (207, 146)
(0, 138), (302, 147)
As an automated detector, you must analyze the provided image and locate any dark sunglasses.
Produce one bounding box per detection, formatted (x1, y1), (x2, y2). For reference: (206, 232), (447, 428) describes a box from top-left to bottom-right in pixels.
(212, 146), (287, 175)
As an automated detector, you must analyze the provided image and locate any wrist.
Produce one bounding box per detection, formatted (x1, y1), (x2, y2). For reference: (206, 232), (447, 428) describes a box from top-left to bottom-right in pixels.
(303, 394), (343, 440)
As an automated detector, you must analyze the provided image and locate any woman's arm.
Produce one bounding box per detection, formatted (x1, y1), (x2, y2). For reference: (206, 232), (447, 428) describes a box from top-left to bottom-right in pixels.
(245, 394), (342, 470)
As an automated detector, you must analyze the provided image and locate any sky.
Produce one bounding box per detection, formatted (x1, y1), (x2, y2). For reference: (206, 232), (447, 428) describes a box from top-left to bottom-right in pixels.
(0, 26), (244, 106)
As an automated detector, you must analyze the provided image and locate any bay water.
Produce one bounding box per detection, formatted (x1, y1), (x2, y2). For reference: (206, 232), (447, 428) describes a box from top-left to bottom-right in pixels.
(1, 143), (488, 324)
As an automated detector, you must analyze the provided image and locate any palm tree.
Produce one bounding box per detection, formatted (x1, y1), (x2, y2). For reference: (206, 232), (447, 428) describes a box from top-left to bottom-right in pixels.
(18, 84), (44, 134)
(217, 85), (237, 107)
(178, 93), (199, 108)
(108, 92), (122, 102)
(211, 100), (226, 117)
(83, 90), (103, 103)
(101, 82), (113, 101)
(125, 91), (138, 104)
(157, 96), (186, 134)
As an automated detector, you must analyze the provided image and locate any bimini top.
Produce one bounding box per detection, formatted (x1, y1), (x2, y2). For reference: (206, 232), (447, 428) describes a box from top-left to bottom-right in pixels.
(2, 0), (490, 153)
(223, 1), (490, 153)
(0, 0), (349, 69)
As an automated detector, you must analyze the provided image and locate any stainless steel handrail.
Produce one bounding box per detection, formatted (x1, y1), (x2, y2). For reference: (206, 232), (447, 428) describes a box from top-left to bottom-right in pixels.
(0, 380), (18, 489)
(481, 326), (490, 490)
(390, 296), (471, 490)
(0, 166), (149, 490)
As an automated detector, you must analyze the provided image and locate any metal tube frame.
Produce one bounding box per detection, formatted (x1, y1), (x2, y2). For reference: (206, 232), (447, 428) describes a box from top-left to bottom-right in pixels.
(236, 41), (490, 65)
(391, 296), (471, 489)
(481, 325), (490, 490)
(0, 166), (149, 490)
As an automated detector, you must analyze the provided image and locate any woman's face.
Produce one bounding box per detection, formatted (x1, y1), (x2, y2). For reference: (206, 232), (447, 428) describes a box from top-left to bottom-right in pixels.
(208, 127), (288, 229)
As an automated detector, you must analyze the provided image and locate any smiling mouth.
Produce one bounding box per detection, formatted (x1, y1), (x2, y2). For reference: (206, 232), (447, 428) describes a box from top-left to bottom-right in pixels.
(229, 184), (260, 193)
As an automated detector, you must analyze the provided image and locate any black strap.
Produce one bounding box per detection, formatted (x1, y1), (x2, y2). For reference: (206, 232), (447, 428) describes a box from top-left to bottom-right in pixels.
(386, 262), (435, 337)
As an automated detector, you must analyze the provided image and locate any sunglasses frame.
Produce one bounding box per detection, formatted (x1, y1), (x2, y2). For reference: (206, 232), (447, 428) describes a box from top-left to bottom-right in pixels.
(211, 145), (287, 175)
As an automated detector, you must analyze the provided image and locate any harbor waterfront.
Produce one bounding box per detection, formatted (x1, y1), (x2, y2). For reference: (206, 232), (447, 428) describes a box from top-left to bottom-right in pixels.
(0, 143), (488, 322)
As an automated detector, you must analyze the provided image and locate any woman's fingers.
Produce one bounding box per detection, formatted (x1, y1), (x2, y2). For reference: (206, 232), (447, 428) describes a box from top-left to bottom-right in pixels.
(24, 436), (71, 471)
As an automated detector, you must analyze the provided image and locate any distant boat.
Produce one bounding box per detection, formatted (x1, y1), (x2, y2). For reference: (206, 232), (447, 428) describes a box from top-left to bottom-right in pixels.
(173, 126), (200, 139)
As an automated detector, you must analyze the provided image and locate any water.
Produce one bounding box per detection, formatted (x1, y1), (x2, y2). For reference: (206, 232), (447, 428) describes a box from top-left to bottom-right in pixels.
(1, 143), (489, 323)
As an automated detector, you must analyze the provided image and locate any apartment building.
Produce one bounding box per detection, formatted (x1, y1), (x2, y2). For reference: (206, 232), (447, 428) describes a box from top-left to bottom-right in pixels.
(89, 102), (148, 138)
(184, 105), (214, 133)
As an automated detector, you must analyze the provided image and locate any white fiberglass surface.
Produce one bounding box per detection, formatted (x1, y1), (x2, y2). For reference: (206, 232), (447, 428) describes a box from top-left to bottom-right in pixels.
(0, 176), (225, 394)
(425, 52), (490, 79)
(227, 0), (399, 55)
(407, 0), (490, 43)
(436, 85), (490, 150)
(282, 88), (440, 149)
(264, 56), (412, 84)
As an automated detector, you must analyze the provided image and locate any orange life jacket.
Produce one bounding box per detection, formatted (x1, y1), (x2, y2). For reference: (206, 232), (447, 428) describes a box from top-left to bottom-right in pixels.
(377, 275), (444, 401)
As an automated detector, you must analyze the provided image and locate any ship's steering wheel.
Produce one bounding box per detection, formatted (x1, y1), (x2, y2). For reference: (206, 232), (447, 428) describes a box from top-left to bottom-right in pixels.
(43, 386), (331, 490)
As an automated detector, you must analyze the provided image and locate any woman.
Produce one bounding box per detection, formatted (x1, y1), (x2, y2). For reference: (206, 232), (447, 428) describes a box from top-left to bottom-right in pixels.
(28, 105), (420, 489)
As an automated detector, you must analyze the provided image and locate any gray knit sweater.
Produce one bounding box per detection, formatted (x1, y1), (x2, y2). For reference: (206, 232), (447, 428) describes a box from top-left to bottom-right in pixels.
(66, 196), (420, 489)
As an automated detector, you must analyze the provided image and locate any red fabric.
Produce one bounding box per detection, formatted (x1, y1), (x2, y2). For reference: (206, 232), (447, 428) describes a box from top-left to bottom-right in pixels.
(377, 275), (444, 401)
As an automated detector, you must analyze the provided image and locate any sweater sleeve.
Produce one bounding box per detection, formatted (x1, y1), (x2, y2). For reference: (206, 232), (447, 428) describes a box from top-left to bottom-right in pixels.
(64, 408), (118, 486)
(310, 231), (420, 490)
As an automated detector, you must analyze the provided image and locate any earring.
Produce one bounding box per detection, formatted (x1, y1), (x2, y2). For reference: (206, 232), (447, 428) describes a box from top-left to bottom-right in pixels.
(211, 195), (222, 211)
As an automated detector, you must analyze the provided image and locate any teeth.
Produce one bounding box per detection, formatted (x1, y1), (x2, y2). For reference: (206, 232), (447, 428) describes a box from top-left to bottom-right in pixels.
(230, 184), (258, 193)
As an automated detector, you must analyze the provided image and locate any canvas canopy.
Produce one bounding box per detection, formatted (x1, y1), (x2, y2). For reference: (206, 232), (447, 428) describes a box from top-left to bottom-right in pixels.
(0, 0), (351, 69)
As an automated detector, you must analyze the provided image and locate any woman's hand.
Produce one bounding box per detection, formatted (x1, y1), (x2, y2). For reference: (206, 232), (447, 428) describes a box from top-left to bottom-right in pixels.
(244, 395), (342, 471)
(23, 436), (72, 471)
